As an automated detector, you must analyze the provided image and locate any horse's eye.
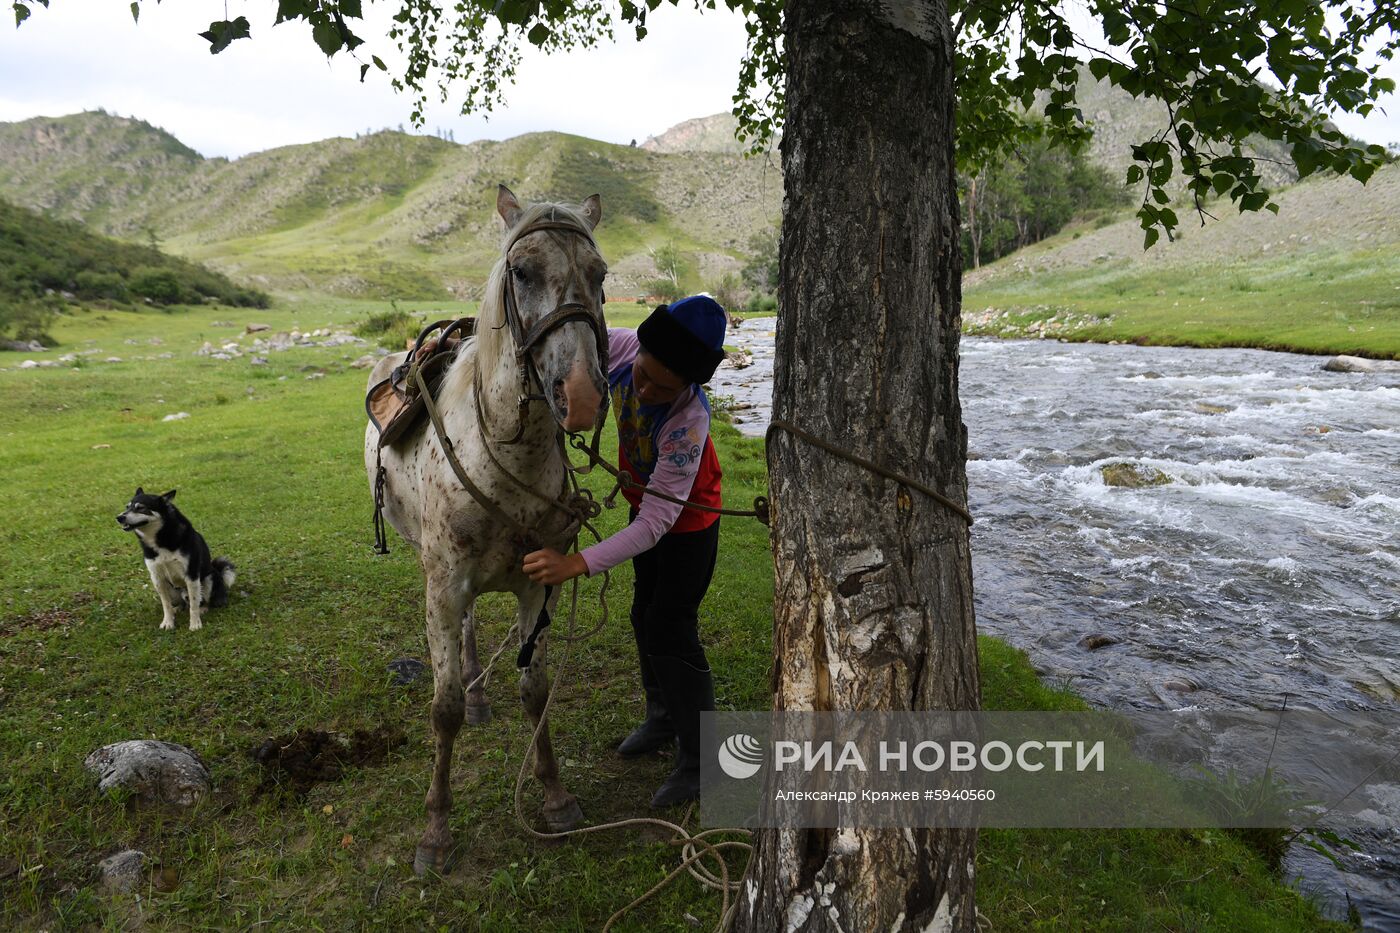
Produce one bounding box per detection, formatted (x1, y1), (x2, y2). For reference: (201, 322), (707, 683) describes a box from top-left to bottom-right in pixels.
(512, 266), (528, 282)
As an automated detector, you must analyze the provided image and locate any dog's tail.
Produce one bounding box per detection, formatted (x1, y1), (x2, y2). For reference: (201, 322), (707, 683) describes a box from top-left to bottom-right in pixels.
(210, 557), (236, 608)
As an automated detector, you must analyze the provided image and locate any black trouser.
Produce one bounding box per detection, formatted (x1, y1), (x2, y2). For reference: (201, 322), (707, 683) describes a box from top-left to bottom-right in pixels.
(629, 511), (720, 671)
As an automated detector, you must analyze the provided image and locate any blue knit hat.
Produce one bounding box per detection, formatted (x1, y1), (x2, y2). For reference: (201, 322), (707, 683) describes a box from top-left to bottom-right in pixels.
(637, 295), (728, 384)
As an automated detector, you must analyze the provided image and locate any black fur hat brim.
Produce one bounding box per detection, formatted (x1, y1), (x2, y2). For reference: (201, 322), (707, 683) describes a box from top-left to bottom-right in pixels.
(636, 305), (726, 385)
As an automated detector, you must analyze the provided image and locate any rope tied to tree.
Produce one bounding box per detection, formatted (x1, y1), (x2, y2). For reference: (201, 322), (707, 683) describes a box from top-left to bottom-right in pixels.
(565, 415), (973, 528)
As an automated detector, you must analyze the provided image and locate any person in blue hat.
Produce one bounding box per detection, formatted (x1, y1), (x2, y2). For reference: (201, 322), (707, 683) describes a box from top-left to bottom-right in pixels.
(524, 295), (728, 807)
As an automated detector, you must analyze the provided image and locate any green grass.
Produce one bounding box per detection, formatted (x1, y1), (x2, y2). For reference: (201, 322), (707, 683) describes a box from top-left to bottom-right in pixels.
(964, 242), (1400, 359)
(0, 299), (1346, 930)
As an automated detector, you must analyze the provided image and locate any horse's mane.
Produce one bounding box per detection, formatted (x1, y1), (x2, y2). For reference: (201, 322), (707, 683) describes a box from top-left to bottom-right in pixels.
(448, 199), (597, 393)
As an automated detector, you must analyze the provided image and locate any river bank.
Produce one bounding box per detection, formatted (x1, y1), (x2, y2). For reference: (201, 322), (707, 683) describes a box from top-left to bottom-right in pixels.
(961, 245), (1400, 360)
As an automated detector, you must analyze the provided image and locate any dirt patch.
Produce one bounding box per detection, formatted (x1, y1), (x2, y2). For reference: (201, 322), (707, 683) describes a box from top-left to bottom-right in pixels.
(0, 606), (77, 637)
(250, 726), (407, 796)
(0, 592), (93, 638)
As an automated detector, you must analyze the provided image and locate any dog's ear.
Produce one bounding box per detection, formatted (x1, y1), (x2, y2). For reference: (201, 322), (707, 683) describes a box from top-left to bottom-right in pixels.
(134, 487), (144, 497)
(160, 489), (177, 502)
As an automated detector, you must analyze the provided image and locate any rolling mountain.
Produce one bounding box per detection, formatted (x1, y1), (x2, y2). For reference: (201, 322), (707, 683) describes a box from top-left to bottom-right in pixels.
(0, 112), (784, 299)
(641, 113), (766, 154)
(0, 76), (1364, 302)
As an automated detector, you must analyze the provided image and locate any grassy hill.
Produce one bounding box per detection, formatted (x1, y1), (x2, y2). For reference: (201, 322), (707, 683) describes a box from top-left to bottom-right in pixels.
(963, 160), (1400, 357)
(0, 113), (784, 300)
(0, 112), (205, 235)
(0, 197), (267, 344)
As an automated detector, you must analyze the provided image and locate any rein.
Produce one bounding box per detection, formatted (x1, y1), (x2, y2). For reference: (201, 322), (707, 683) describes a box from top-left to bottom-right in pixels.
(412, 214), (612, 668)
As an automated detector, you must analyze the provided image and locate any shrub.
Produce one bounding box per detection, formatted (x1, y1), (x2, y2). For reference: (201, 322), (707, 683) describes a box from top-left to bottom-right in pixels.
(644, 278), (687, 303)
(745, 292), (778, 314)
(355, 303), (422, 350)
(73, 270), (129, 302)
(1, 299), (60, 346)
(706, 273), (746, 315)
(129, 266), (188, 305)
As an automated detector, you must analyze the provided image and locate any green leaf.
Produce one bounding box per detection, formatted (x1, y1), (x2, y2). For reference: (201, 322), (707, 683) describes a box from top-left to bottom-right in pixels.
(372, 54), (387, 72)
(1265, 203), (1279, 214)
(1239, 191), (1269, 212)
(129, 2), (138, 24)
(360, 63), (370, 82)
(339, 0), (363, 17)
(1088, 58), (1111, 81)
(14, 3), (29, 26)
(1144, 228), (1160, 250)
(312, 20), (343, 56)
(496, 0), (534, 26)
(527, 22), (550, 46)
(198, 16), (251, 55)
(276, 0), (314, 24)
(1125, 165), (1144, 185)
(1152, 188), (1169, 204)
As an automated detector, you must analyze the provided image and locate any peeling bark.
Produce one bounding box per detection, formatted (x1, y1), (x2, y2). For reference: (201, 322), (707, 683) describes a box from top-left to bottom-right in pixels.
(732, 0), (979, 929)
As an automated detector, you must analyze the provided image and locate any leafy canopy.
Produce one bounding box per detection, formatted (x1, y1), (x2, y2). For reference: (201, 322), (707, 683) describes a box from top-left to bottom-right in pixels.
(13, 0), (1398, 244)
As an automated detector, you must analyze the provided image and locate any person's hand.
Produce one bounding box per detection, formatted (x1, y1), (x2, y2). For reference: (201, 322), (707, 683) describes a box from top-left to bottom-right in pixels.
(522, 548), (588, 585)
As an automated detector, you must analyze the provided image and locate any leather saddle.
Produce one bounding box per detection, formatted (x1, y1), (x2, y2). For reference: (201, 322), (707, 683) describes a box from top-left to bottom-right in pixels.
(365, 317), (476, 449)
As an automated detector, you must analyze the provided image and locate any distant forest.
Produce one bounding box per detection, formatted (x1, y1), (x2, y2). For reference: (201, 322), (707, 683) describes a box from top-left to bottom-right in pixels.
(960, 140), (1129, 268)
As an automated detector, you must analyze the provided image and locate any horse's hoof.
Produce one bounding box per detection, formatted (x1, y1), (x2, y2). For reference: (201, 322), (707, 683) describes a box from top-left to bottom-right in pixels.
(542, 796), (584, 833)
(464, 703), (493, 726)
(414, 843), (451, 877)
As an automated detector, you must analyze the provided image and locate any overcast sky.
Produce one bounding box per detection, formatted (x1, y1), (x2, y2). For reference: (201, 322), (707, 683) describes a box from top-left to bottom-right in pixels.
(1, 3), (1396, 160)
(0, 2), (752, 158)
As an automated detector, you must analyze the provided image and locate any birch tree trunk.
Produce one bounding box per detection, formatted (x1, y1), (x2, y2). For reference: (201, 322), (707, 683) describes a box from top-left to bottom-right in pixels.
(967, 176), (982, 270)
(731, 0), (981, 929)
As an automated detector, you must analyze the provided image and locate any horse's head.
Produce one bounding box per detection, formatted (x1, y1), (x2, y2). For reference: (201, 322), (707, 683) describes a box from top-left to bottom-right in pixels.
(497, 185), (608, 434)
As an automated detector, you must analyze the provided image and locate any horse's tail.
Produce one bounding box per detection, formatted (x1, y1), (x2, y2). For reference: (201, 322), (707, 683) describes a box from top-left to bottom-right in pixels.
(210, 557), (236, 608)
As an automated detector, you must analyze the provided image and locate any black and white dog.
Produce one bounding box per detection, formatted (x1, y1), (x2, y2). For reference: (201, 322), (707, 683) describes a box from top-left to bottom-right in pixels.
(116, 488), (236, 631)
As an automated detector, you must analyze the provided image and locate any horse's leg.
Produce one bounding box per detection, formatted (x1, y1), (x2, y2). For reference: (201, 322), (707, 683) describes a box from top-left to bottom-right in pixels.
(461, 603), (493, 724)
(416, 564), (471, 876)
(517, 586), (583, 832)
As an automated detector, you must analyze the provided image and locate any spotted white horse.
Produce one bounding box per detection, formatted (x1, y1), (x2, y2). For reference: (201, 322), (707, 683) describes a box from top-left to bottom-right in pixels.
(364, 186), (609, 874)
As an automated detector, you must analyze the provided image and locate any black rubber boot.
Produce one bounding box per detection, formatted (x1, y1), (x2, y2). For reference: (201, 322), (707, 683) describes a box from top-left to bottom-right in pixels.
(648, 653), (715, 808)
(617, 618), (675, 757)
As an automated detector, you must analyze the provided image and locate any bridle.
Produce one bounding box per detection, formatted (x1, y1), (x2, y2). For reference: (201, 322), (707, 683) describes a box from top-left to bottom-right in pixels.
(486, 216), (610, 445)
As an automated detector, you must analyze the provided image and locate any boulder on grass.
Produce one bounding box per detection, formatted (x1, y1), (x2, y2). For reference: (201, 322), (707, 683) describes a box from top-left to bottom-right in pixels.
(84, 740), (210, 808)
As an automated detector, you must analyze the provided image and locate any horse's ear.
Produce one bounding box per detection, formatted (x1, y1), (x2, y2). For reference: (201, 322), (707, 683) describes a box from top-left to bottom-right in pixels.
(580, 194), (602, 231)
(497, 185), (523, 228)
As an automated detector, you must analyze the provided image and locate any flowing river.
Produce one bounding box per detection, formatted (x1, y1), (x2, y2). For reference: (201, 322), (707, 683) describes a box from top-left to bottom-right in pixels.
(710, 319), (1400, 929)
